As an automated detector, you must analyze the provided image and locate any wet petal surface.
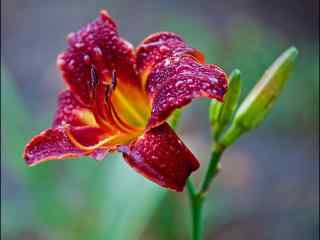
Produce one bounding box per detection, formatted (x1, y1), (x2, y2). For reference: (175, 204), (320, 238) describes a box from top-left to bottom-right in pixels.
(118, 123), (199, 191)
(136, 32), (204, 85)
(24, 127), (85, 166)
(23, 126), (114, 166)
(147, 57), (228, 128)
(58, 10), (138, 106)
(53, 90), (98, 128)
(136, 32), (227, 129)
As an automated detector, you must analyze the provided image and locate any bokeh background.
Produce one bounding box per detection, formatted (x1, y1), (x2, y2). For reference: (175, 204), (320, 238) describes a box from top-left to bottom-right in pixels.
(1, 0), (319, 239)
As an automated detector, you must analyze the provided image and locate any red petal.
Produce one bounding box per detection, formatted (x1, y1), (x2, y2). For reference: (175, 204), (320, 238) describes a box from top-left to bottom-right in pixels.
(136, 32), (227, 128)
(53, 90), (98, 128)
(68, 126), (109, 147)
(24, 126), (110, 166)
(118, 123), (199, 192)
(136, 32), (204, 85)
(58, 10), (138, 105)
(147, 56), (228, 128)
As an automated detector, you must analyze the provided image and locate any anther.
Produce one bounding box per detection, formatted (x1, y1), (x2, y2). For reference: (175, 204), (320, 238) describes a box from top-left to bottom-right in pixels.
(105, 85), (111, 102)
(104, 70), (117, 102)
(90, 65), (98, 89)
(111, 70), (117, 90)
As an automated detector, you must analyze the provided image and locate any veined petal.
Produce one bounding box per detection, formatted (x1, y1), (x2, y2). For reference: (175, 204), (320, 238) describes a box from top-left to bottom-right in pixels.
(147, 56), (228, 128)
(24, 126), (112, 166)
(118, 123), (199, 192)
(57, 10), (139, 106)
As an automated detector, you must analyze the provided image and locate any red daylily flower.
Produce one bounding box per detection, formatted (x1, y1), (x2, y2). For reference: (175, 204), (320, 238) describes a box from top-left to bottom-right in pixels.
(23, 10), (227, 192)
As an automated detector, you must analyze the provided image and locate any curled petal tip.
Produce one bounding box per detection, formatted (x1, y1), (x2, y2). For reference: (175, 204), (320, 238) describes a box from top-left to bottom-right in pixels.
(23, 126), (111, 166)
(100, 9), (110, 17)
(99, 9), (116, 28)
(119, 123), (199, 192)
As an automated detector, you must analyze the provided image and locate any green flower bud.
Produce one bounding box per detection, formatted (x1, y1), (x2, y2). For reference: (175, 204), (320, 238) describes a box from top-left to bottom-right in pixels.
(214, 69), (241, 139)
(209, 100), (223, 130)
(220, 46), (298, 147)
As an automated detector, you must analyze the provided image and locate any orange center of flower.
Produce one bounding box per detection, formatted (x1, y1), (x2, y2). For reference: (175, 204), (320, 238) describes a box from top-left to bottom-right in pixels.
(67, 66), (151, 151)
(109, 71), (150, 129)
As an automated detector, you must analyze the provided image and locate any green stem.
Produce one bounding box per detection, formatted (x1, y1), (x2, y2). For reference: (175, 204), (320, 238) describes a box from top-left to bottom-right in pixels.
(199, 143), (225, 196)
(186, 143), (225, 240)
(191, 195), (204, 240)
(187, 178), (196, 198)
(169, 108), (226, 240)
(187, 179), (204, 240)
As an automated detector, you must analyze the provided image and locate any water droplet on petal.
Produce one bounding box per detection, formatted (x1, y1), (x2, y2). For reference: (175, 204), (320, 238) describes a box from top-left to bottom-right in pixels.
(159, 45), (169, 52)
(175, 80), (184, 88)
(164, 59), (170, 66)
(83, 54), (91, 64)
(57, 55), (65, 67)
(187, 79), (193, 84)
(209, 76), (218, 83)
(75, 42), (84, 48)
(168, 97), (175, 102)
(68, 60), (75, 69)
(93, 47), (103, 59)
(67, 32), (75, 41)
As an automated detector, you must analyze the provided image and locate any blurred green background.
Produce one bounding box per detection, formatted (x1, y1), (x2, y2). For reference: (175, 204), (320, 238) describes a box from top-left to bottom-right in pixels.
(1, 0), (319, 239)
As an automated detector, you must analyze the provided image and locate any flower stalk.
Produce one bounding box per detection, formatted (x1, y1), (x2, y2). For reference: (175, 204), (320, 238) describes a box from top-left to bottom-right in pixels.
(186, 143), (224, 240)
(184, 46), (298, 240)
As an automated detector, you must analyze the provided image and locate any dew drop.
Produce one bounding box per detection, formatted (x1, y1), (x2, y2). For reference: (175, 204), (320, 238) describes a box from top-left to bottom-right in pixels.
(67, 32), (75, 41)
(187, 79), (193, 84)
(57, 57), (65, 67)
(93, 47), (103, 58)
(168, 97), (175, 102)
(83, 54), (91, 64)
(175, 80), (184, 88)
(163, 59), (170, 66)
(75, 42), (84, 48)
(86, 34), (94, 41)
(68, 60), (75, 69)
(209, 76), (218, 83)
(159, 45), (169, 52)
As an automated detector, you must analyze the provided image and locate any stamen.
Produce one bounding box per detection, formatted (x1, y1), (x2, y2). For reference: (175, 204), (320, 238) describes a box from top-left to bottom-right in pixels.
(103, 87), (138, 133)
(102, 69), (147, 129)
(90, 65), (98, 89)
(104, 70), (117, 102)
(112, 70), (117, 90)
(105, 85), (111, 102)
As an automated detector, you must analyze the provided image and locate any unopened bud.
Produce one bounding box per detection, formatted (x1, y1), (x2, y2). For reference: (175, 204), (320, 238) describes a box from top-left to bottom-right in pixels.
(220, 46), (298, 147)
(214, 69), (241, 139)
